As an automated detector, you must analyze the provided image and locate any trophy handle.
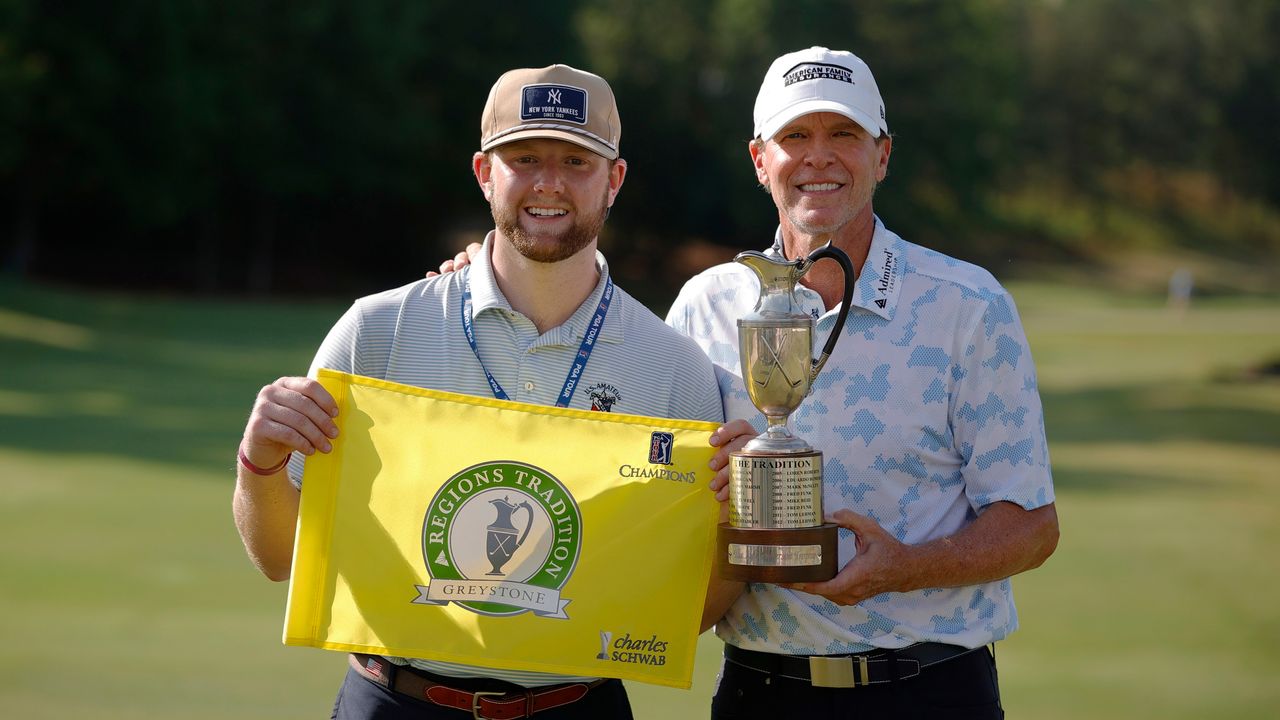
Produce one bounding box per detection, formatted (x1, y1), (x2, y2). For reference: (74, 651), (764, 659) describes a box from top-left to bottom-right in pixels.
(804, 244), (856, 382)
(513, 501), (535, 550)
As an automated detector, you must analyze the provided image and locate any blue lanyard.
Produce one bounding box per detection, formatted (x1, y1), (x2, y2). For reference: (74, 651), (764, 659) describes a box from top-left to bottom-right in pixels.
(461, 275), (613, 408)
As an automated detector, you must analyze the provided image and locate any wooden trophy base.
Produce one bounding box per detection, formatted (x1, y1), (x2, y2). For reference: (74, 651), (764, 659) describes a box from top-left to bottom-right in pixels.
(717, 522), (838, 583)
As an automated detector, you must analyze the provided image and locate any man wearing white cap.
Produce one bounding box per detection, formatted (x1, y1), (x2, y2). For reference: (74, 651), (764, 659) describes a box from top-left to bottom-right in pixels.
(232, 64), (722, 719)
(669, 47), (1060, 717)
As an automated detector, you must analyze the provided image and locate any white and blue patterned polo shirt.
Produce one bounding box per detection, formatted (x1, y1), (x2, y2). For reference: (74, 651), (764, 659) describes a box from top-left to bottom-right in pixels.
(289, 233), (724, 685)
(666, 218), (1054, 654)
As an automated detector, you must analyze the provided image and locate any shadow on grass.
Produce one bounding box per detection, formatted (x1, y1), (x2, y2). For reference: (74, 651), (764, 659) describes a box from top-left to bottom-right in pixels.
(8, 349), (1275, 479)
(4, 280), (1276, 476)
(0, 341), (312, 471)
(0, 281), (342, 472)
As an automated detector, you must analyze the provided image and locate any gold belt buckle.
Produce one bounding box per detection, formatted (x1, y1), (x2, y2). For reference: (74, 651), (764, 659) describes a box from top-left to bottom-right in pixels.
(470, 690), (506, 720)
(809, 655), (869, 688)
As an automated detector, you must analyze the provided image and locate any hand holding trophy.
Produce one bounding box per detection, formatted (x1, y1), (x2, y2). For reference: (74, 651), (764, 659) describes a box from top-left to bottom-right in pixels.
(718, 242), (855, 582)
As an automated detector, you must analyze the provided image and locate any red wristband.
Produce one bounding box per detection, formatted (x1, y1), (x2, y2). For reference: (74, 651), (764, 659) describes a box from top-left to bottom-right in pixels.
(238, 445), (292, 476)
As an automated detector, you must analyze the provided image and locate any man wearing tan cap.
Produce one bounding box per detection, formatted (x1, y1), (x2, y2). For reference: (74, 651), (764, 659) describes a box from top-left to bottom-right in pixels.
(231, 64), (722, 719)
(670, 46), (1060, 718)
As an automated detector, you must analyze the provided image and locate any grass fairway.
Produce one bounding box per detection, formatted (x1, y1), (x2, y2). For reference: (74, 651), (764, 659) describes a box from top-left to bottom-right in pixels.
(2, 277), (1278, 718)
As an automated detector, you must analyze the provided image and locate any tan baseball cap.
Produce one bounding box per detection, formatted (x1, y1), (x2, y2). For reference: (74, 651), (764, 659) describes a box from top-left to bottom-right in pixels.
(480, 64), (621, 159)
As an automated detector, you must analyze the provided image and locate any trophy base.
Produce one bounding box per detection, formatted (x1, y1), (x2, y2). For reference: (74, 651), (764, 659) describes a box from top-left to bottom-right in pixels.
(717, 522), (838, 583)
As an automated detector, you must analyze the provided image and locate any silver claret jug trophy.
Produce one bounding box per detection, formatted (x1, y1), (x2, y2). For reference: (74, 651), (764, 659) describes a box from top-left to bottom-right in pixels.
(718, 241), (855, 582)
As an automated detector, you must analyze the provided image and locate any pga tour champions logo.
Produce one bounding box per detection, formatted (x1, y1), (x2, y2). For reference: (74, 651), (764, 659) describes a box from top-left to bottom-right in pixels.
(648, 432), (673, 465)
(413, 461), (582, 619)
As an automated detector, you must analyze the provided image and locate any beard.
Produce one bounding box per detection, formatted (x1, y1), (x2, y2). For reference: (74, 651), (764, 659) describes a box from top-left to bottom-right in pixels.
(491, 188), (611, 264)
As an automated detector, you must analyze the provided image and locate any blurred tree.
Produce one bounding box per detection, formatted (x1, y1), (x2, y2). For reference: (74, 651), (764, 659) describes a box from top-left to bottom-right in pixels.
(0, 0), (1275, 296)
(578, 0), (1025, 267)
(1211, 1), (1280, 205)
(848, 0), (1023, 262)
(0, 1), (594, 292)
(208, 2), (439, 291)
(0, 0), (44, 275)
(575, 0), (778, 299)
(1014, 0), (1280, 258)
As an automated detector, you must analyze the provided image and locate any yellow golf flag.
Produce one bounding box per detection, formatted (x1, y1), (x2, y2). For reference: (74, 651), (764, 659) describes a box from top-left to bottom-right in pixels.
(284, 369), (720, 688)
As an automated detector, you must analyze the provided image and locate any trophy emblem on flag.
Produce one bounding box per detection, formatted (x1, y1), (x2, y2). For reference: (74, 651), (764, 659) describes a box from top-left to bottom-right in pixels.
(718, 242), (855, 582)
(485, 496), (533, 576)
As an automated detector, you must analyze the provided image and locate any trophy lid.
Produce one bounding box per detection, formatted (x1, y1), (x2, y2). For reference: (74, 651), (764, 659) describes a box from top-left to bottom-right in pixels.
(735, 248), (812, 321)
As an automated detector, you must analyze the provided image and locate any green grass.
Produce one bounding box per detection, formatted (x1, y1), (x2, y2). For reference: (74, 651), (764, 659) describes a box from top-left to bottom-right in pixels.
(2, 277), (1278, 718)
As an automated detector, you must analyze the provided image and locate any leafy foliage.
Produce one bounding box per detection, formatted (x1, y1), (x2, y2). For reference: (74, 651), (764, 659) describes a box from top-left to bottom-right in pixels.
(1, 0), (1276, 298)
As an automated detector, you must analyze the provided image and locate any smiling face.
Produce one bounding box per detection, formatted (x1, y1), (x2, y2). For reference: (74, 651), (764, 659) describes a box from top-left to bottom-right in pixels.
(474, 139), (626, 264)
(750, 111), (891, 246)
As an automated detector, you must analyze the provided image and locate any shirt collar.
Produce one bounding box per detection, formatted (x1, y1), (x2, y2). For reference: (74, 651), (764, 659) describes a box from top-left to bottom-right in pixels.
(465, 231), (509, 315)
(467, 230), (624, 345)
(768, 217), (904, 321)
(852, 217), (906, 321)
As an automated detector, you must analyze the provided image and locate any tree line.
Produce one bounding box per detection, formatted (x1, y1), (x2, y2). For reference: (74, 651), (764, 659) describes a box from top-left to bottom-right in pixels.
(2, 0), (1276, 303)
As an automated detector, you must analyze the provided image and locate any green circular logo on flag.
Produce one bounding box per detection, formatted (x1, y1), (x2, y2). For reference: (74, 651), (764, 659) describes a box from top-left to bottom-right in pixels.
(416, 461), (583, 617)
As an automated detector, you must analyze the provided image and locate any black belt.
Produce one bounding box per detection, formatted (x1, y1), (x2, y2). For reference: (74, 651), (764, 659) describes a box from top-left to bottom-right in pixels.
(724, 643), (978, 689)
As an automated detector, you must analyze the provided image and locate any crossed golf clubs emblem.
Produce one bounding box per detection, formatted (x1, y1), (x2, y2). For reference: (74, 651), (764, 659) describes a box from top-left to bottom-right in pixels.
(490, 533), (516, 555)
(753, 333), (804, 389)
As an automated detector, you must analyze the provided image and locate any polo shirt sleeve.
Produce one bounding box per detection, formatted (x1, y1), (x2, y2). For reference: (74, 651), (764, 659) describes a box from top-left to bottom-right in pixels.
(952, 290), (1055, 512)
(665, 281), (727, 425)
(306, 298), (396, 380)
(664, 284), (694, 336)
(671, 346), (725, 425)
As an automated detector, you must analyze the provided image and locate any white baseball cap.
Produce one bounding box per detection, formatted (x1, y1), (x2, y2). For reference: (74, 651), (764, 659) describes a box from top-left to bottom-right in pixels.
(753, 47), (888, 141)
